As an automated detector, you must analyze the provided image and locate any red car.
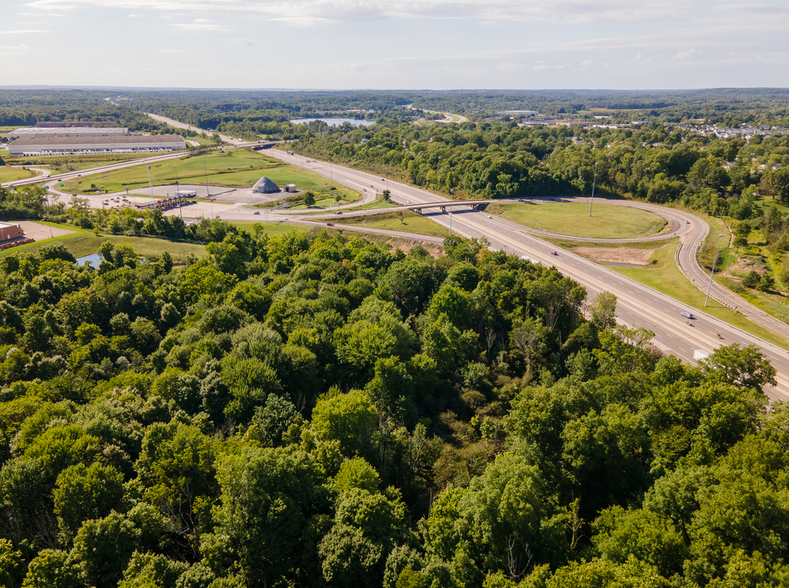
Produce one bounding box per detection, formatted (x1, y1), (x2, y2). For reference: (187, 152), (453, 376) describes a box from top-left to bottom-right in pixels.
(335, 211), (343, 215)
(326, 222), (334, 226)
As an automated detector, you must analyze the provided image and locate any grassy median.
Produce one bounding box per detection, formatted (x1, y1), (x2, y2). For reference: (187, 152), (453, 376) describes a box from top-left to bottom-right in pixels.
(487, 200), (668, 239)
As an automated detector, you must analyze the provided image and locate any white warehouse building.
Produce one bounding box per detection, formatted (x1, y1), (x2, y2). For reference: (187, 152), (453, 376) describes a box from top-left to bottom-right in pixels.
(8, 135), (187, 155)
(8, 127), (130, 139)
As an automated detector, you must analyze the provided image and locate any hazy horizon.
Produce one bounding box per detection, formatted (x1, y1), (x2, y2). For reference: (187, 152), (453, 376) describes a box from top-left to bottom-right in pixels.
(1, 0), (788, 89)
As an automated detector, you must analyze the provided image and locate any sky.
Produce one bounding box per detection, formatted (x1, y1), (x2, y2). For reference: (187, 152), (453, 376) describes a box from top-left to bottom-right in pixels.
(0, 0), (788, 90)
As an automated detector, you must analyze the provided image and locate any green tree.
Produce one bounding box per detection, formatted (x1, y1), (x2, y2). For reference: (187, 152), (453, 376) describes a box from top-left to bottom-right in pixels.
(207, 446), (323, 587)
(589, 291), (617, 331)
(311, 389), (377, 457)
(54, 463), (125, 543)
(699, 343), (777, 391)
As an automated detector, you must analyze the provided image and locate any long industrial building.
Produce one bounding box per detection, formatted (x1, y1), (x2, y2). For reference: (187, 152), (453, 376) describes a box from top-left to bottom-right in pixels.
(8, 135), (187, 155)
(8, 126), (129, 139)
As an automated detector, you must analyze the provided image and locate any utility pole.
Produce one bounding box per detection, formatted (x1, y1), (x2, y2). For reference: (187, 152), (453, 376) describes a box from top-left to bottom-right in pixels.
(146, 166), (154, 199)
(705, 234), (724, 307)
(589, 161), (598, 216)
(204, 155), (210, 200)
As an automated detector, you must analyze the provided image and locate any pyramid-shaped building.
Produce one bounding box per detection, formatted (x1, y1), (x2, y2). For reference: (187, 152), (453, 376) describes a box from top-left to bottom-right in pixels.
(253, 176), (280, 194)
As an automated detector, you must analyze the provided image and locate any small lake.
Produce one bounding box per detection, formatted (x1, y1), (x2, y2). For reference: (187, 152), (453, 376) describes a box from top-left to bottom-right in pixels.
(75, 253), (103, 267)
(290, 118), (375, 127)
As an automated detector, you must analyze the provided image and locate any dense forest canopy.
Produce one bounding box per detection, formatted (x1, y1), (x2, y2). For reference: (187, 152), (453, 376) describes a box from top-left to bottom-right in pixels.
(0, 222), (781, 588)
(1, 89), (789, 586)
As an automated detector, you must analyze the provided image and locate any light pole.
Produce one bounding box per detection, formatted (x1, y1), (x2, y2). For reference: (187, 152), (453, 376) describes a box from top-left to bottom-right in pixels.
(146, 165), (154, 198)
(204, 155), (210, 199)
(705, 233), (723, 307)
(589, 160), (598, 217)
(174, 165), (182, 219)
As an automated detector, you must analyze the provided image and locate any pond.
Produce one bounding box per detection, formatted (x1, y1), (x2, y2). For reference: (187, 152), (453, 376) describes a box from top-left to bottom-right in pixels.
(75, 253), (103, 267)
(290, 118), (375, 127)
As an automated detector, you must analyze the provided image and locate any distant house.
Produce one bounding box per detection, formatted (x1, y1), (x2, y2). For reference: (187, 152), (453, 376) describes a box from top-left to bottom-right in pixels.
(0, 222), (23, 242)
(253, 176), (280, 194)
(284, 184), (297, 192)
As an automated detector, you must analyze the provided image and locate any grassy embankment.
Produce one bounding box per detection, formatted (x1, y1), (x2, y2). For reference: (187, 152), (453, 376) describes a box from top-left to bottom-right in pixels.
(486, 200), (669, 239)
(0, 221), (318, 262)
(551, 223), (789, 349)
(336, 210), (449, 238)
(707, 201), (789, 325)
(0, 167), (37, 183)
(6, 151), (169, 174)
(57, 149), (362, 207)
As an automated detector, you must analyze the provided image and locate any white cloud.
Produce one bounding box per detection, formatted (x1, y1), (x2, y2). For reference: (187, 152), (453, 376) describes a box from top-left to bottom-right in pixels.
(20, 0), (701, 25)
(173, 21), (229, 31)
(673, 48), (697, 60)
(0, 29), (48, 34)
(718, 3), (789, 13)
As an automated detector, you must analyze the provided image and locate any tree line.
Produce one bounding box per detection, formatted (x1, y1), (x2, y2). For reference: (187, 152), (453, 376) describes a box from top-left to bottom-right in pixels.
(0, 225), (780, 587)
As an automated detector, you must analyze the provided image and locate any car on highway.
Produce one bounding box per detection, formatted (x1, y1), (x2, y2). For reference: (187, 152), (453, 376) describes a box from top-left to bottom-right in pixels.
(253, 211), (260, 215)
(680, 312), (695, 319)
(686, 220), (690, 224)
(551, 251), (558, 255)
(326, 222), (334, 226)
(487, 215), (492, 219)
(335, 211), (343, 215)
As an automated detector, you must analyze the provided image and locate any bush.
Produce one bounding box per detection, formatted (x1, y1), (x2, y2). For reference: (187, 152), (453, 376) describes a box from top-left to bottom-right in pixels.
(743, 271), (760, 288)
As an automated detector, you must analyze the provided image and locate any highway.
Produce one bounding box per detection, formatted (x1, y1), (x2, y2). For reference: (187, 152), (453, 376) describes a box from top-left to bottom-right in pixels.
(0, 151), (191, 190)
(7, 119), (789, 399)
(262, 148), (789, 401)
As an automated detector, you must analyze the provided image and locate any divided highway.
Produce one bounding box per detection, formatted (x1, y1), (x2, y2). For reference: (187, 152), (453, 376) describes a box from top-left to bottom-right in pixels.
(7, 118), (789, 399)
(263, 149), (789, 401)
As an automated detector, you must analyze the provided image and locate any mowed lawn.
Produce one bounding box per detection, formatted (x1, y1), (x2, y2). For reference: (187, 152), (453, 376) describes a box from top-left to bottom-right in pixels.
(489, 201), (668, 239)
(0, 167), (36, 183)
(338, 211), (449, 238)
(590, 238), (789, 350)
(226, 221), (313, 238)
(59, 148), (360, 203)
(6, 152), (165, 174)
(0, 229), (207, 263)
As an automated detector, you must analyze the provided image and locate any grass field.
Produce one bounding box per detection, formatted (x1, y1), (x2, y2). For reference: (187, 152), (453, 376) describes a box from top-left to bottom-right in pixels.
(569, 237), (789, 349)
(226, 221), (313, 238)
(338, 210), (449, 238)
(6, 151), (168, 174)
(0, 228), (207, 263)
(352, 195), (400, 211)
(487, 201), (668, 239)
(0, 167), (36, 183)
(57, 149), (361, 204)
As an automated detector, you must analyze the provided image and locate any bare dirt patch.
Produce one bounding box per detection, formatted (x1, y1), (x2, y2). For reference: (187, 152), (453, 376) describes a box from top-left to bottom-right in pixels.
(572, 246), (656, 265)
(17, 221), (74, 241)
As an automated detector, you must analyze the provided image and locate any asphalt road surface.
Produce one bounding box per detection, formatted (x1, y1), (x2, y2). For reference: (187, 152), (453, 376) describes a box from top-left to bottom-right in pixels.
(262, 148), (789, 401)
(8, 126), (789, 399)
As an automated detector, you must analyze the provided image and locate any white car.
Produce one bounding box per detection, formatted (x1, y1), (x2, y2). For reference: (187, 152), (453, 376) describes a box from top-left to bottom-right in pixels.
(680, 312), (695, 319)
